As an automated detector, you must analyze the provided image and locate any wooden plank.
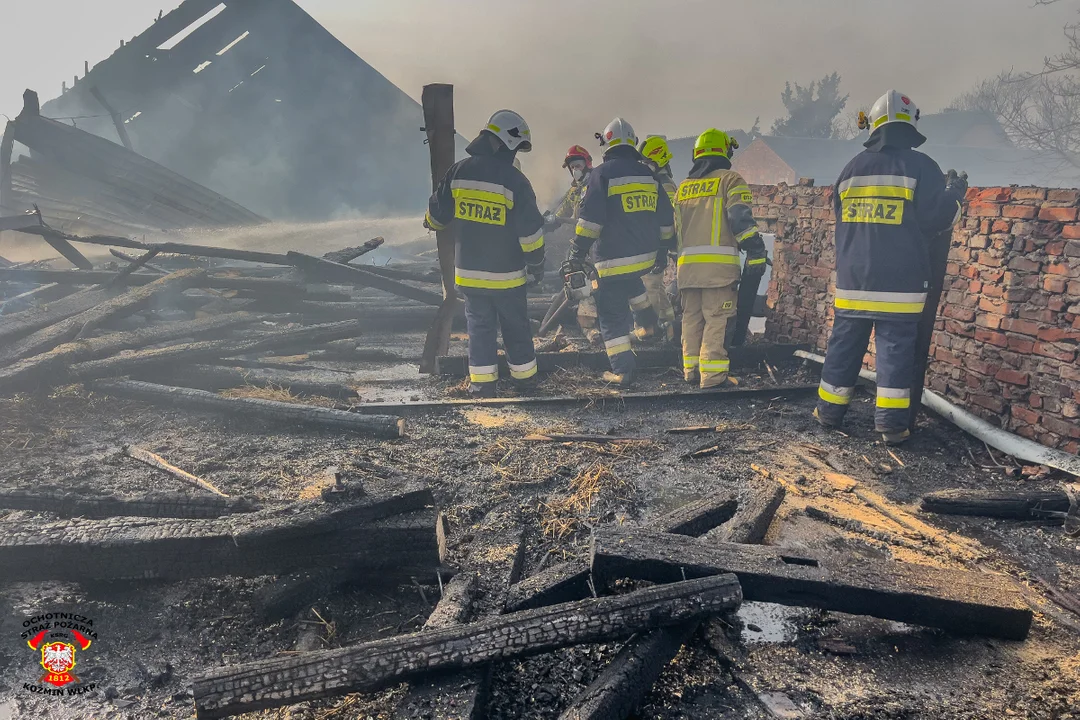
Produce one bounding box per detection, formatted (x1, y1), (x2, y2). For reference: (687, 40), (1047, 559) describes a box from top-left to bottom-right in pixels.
(0, 286), (117, 345)
(419, 83), (458, 373)
(0, 487), (438, 583)
(191, 575), (744, 719)
(323, 236), (384, 264)
(287, 251), (443, 306)
(135, 364), (359, 400)
(40, 231), (94, 270)
(590, 529), (1032, 640)
(0, 283), (77, 315)
(347, 384), (819, 416)
(91, 379), (405, 438)
(0, 311), (255, 394)
(88, 85), (134, 151)
(69, 319), (364, 379)
(125, 444), (228, 497)
(0, 268), (205, 365)
(434, 344), (808, 378)
(921, 488), (1070, 520)
(0, 489), (256, 519)
(505, 490), (740, 614)
(560, 481), (784, 720)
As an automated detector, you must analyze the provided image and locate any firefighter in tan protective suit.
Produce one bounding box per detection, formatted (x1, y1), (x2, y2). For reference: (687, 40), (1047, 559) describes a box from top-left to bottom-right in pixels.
(676, 129), (768, 388)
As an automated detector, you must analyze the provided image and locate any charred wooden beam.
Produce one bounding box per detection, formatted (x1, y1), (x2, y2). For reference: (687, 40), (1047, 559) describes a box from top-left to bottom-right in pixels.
(0, 489), (256, 519)
(356, 264), (441, 284)
(287, 251), (443, 306)
(921, 488), (1070, 520)
(0, 120), (13, 209)
(0, 311), (255, 394)
(394, 527), (527, 720)
(420, 83), (459, 374)
(191, 575), (743, 719)
(349, 384), (818, 416)
(434, 344), (809, 378)
(69, 319), (364, 379)
(0, 487), (438, 583)
(88, 85), (134, 151)
(134, 364), (359, 400)
(0, 268), (352, 300)
(558, 481), (784, 720)
(505, 490), (740, 614)
(90, 379), (405, 438)
(323, 236), (384, 264)
(0, 268), (205, 365)
(0, 287), (119, 344)
(590, 529), (1032, 640)
(0, 282), (77, 315)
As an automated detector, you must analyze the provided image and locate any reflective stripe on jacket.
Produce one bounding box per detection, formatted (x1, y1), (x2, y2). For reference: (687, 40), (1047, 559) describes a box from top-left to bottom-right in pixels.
(832, 148), (962, 319)
(573, 145), (676, 279)
(427, 150), (545, 293)
(675, 169), (756, 289)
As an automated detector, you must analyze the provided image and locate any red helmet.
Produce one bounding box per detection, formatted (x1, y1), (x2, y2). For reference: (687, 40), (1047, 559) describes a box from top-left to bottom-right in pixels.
(562, 145), (593, 170)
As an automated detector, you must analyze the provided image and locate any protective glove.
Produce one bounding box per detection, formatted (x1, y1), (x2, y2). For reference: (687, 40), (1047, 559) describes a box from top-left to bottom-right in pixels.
(945, 169), (969, 200)
(739, 232), (768, 268)
(527, 263), (545, 286)
(650, 247), (668, 274)
(423, 216), (433, 231)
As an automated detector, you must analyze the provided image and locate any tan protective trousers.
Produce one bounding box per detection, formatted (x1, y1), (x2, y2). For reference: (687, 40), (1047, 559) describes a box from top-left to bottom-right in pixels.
(641, 273), (675, 324)
(681, 283), (738, 388)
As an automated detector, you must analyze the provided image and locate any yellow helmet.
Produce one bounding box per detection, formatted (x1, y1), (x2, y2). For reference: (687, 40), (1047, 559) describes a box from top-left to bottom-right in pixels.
(638, 136), (673, 169)
(693, 129), (738, 159)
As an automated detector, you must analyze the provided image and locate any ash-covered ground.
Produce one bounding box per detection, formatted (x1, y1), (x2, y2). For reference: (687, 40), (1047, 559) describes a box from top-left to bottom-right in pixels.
(0, 331), (1078, 720)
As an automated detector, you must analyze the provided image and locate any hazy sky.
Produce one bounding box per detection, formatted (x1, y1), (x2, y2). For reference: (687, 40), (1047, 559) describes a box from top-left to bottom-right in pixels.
(1, 0), (1075, 199)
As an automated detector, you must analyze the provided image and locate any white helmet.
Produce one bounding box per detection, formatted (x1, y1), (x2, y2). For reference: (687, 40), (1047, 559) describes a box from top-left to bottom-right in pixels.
(484, 109), (532, 152)
(599, 117), (637, 150)
(866, 90), (922, 135)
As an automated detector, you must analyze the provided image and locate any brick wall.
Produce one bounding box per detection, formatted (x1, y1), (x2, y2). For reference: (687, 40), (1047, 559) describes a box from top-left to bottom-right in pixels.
(756, 180), (1080, 454)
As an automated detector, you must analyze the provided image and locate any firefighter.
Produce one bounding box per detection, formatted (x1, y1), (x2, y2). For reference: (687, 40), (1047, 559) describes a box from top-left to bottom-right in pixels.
(565, 117), (676, 387)
(815, 91), (967, 444)
(548, 146), (601, 339)
(425, 109), (546, 399)
(636, 135), (678, 339)
(549, 145), (594, 226)
(675, 129), (766, 388)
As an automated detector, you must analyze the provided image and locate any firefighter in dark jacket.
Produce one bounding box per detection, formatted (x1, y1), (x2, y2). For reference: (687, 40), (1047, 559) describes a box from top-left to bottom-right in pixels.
(815, 91), (967, 443)
(564, 117), (676, 387)
(425, 109), (546, 399)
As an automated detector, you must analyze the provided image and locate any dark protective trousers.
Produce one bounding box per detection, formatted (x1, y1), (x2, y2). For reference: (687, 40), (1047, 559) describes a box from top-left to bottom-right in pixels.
(594, 274), (658, 375)
(463, 287), (537, 389)
(816, 315), (918, 433)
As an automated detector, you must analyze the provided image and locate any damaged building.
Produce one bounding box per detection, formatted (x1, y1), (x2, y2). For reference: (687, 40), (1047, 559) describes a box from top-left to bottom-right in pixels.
(34, 0), (437, 220)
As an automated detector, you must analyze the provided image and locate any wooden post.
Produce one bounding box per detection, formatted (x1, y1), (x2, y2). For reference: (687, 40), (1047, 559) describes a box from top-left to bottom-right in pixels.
(419, 83), (457, 374)
(88, 85), (134, 151)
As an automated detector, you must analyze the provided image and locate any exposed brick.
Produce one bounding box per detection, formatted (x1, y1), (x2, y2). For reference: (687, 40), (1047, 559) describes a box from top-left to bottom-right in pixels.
(971, 394), (1006, 413)
(1037, 326), (1080, 343)
(1007, 257), (1042, 273)
(974, 187), (1013, 202)
(1047, 189), (1080, 203)
(968, 235), (989, 249)
(1011, 404), (1041, 424)
(995, 368), (1030, 386)
(1039, 206), (1078, 222)
(969, 202), (1001, 218)
(1014, 187), (1047, 201)
(1002, 204), (1037, 219)
(1046, 261), (1075, 276)
(1034, 341), (1077, 362)
(1066, 240), (1080, 257)
(974, 312), (1001, 328)
(1044, 276), (1068, 293)
(1046, 240), (1066, 256)
(1041, 416), (1080, 439)
(943, 305), (976, 322)
(1007, 335), (1035, 353)
(1000, 318), (1042, 336)
(1062, 224), (1080, 239)
(974, 328), (1008, 347)
(979, 297), (1011, 314)
(1029, 394), (1044, 409)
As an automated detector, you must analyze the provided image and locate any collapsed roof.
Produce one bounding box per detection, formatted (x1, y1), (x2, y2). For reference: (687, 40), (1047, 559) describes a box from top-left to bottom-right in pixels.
(40, 0), (435, 220)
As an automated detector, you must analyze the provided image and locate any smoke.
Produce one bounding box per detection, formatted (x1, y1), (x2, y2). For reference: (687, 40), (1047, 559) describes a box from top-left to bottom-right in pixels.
(305, 0), (1075, 204)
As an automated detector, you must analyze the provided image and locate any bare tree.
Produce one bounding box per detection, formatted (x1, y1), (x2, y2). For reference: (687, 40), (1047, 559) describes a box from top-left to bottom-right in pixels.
(950, 1), (1080, 169)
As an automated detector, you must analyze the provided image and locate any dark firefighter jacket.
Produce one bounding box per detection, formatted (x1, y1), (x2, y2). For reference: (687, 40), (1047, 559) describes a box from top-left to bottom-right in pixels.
(572, 145), (676, 279)
(426, 138), (545, 293)
(832, 141), (963, 321)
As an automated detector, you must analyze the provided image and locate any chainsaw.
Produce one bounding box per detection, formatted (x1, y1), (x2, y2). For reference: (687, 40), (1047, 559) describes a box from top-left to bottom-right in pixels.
(537, 259), (599, 336)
